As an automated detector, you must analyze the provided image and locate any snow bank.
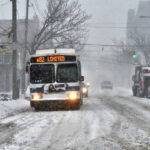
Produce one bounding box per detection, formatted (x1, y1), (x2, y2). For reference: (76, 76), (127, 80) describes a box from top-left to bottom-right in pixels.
(0, 99), (30, 120)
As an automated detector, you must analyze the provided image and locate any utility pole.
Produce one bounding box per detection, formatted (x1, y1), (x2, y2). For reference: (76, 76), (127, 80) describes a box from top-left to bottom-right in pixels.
(22, 0), (29, 94)
(11, 0), (18, 99)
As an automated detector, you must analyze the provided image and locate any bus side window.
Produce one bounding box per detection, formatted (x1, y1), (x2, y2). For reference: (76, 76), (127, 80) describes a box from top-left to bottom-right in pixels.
(26, 62), (30, 73)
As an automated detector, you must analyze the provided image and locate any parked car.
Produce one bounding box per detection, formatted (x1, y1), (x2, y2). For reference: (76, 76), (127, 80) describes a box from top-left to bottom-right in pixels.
(101, 81), (113, 89)
(0, 94), (11, 101)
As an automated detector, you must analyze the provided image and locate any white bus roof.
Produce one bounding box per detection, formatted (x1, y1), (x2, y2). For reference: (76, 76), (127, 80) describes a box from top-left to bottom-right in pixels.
(36, 49), (76, 55)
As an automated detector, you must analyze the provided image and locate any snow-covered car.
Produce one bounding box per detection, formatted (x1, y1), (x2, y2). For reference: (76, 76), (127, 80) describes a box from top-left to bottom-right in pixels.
(0, 94), (11, 101)
(101, 81), (113, 89)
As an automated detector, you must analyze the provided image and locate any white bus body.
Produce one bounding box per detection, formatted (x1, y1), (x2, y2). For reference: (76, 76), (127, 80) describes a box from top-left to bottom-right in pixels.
(28, 49), (84, 110)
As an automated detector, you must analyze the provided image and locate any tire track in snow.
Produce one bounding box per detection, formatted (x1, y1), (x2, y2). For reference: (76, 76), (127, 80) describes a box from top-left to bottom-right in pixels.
(35, 98), (117, 150)
(98, 94), (150, 150)
(0, 112), (63, 149)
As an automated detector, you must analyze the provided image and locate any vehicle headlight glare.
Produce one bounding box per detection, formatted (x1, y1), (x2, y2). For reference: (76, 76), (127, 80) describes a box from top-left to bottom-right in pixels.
(68, 92), (78, 100)
(82, 88), (87, 93)
(32, 94), (42, 101)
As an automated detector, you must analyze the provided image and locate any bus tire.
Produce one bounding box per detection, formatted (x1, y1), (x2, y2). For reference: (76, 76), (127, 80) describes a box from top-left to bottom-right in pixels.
(30, 101), (34, 107)
(34, 105), (40, 111)
(33, 103), (41, 111)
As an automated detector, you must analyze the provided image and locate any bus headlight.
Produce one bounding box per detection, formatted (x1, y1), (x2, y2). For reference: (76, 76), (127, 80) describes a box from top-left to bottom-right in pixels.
(82, 87), (87, 93)
(32, 93), (42, 101)
(67, 92), (79, 100)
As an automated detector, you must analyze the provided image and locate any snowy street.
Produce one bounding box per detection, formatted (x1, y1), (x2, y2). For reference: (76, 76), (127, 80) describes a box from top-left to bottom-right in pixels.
(1, 0), (150, 149)
(0, 89), (150, 150)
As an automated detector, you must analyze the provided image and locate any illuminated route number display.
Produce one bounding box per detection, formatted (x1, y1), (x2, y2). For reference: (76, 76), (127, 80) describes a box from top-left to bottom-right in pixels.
(30, 55), (76, 63)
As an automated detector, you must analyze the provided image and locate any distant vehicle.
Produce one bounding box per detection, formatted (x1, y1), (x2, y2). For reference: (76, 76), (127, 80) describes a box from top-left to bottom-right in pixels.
(132, 66), (150, 98)
(81, 83), (89, 97)
(86, 82), (90, 87)
(26, 49), (84, 110)
(0, 94), (11, 101)
(101, 81), (113, 89)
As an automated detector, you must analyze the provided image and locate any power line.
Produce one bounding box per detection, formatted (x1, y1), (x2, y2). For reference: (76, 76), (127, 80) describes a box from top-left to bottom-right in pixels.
(89, 22), (127, 25)
(81, 58), (136, 65)
(81, 43), (150, 47)
(89, 19), (150, 25)
(87, 26), (150, 29)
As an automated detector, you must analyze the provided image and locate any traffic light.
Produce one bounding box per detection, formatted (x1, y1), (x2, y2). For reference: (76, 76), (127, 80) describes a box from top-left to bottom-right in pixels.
(129, 51), (136, 58)
(132, 53), (137, 58)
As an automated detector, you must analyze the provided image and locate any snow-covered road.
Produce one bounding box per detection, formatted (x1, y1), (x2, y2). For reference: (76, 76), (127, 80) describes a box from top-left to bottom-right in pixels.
(1, 89), (150, 150)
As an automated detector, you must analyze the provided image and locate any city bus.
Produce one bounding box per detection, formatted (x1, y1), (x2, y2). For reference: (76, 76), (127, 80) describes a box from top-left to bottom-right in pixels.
(27, 49), (84, 110)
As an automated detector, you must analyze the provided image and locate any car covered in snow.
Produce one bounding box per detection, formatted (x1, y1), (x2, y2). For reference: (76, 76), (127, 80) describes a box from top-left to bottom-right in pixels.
(101, 81), (113, 89)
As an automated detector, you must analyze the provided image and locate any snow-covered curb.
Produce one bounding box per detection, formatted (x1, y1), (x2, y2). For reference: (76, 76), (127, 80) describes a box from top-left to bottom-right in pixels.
(0, 99), (30, 120)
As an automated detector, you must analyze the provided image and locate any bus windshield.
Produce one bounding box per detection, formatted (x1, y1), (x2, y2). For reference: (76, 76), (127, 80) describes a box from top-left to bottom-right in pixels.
(56, 64), (78, 83)
(30, 64), (55, 84)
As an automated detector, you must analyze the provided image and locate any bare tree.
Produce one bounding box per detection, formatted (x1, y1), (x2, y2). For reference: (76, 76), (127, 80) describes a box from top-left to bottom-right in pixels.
(112, 39), (142, 66)
(128, 29), (150, 65)
(29, 0), (90, 54)
(0, 25), (12, 43)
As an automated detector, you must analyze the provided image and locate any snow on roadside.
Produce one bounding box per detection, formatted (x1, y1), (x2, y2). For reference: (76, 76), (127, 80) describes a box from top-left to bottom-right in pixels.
(0, 99), (30, 120)
(98, 87), (132, 97)
(98, 87), (150, 105)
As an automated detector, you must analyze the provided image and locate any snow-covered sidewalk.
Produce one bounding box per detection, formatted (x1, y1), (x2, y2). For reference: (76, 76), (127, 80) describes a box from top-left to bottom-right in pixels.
(0, 99), (30, 120)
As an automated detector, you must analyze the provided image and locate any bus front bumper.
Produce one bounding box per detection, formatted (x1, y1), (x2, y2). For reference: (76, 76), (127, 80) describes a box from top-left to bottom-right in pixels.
(30, 99), (80, 109)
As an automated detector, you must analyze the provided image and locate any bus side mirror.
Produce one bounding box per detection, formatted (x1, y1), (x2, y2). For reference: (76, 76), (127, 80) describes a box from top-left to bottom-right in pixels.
(26, 62), (30, 74)
(80, 76), (84, 81)
(26, 66), (29, 73)
(132, 75), (135, 81)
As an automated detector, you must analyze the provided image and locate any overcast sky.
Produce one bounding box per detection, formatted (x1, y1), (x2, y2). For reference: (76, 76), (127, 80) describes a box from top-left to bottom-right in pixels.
(0, 0), (142, 45)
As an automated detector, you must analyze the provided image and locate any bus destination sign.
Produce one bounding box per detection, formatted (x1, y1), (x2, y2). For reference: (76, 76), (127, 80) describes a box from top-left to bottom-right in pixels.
(30, 55), (76, 63)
